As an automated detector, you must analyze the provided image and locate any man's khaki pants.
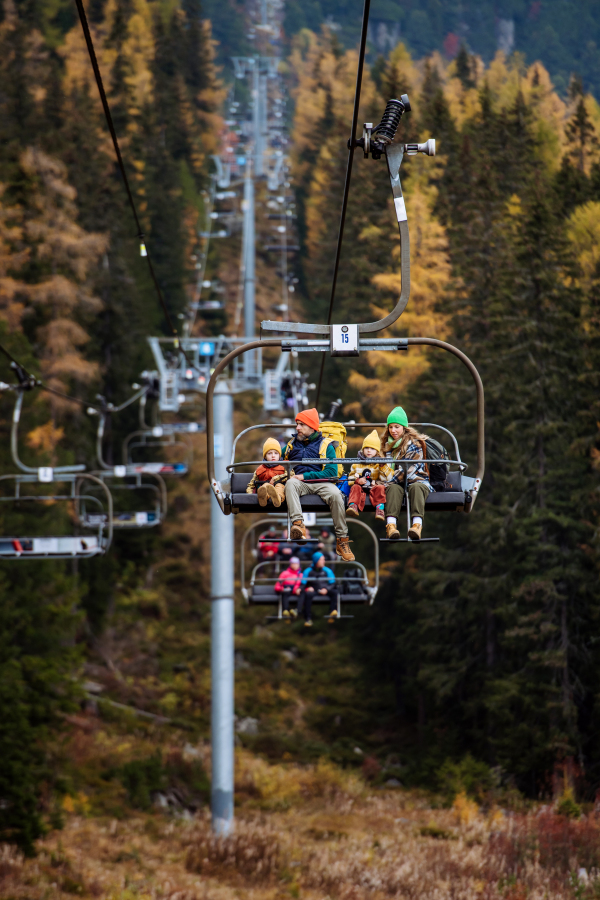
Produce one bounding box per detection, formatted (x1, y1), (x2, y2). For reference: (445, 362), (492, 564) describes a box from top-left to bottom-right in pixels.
(285, 479), (348, 538)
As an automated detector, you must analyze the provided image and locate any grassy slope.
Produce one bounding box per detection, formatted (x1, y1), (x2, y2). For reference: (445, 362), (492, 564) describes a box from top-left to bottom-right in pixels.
(1, 769), (595, 899)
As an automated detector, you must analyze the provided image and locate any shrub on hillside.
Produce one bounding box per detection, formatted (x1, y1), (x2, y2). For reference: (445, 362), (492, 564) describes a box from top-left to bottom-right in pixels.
(438, 754), (496, 804)
(487, 809), (600, 876)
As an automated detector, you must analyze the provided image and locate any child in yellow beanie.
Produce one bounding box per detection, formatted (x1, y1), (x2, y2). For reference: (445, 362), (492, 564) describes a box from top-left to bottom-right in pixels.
(347, 430), (393, 521)
(246, 438), (288, 507)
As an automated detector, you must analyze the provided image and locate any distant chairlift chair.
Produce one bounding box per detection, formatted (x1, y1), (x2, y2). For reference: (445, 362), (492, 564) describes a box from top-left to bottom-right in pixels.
(79, 409), (168, 529)
(240, 515), (378, 621)
(120, 387), (204, 477)
(0, 390), (112, 558)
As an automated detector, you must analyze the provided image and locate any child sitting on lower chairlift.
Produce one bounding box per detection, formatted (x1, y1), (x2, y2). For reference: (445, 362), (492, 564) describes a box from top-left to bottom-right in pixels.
(246, 438), (288, 507)
(347, 430), (393, 522)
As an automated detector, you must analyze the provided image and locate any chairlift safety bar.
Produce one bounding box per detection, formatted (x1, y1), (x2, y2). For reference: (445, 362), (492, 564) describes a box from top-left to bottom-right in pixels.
(230, 421), (463, 470)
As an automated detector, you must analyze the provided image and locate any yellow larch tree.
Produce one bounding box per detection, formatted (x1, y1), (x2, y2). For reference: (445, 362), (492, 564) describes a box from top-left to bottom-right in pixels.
(348, 163), (451, 418)
(19, 147), (107, 412)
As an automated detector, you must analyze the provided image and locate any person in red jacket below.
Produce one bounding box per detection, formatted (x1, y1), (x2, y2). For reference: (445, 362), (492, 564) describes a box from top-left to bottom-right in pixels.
(274, 556), (303, 621)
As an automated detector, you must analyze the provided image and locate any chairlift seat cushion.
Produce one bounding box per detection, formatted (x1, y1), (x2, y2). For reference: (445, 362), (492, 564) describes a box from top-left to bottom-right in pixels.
(230, 472), (466, 512)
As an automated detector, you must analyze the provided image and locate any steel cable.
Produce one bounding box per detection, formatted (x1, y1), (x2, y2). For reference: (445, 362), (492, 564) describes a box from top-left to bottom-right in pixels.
(0, 342), (149, 415)
(73, 0), (185, 351)
(315, 0), (371, 409)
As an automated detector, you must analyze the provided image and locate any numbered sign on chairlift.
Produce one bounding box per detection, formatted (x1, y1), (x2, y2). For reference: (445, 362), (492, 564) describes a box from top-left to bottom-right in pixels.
(38, 467), (53, 483)
(304, 513), (317, 526)
(135, 512), (149, 525)
(330, 324), (359, 357)
(114, 465), (127, 478)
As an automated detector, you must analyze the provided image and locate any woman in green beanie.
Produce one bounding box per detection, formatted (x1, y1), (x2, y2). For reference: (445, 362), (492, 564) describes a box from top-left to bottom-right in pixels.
(381, 406), (432, 540)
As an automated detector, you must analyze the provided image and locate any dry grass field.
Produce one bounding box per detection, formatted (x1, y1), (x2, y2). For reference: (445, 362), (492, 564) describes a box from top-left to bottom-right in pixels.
(2, 746), (600, 900)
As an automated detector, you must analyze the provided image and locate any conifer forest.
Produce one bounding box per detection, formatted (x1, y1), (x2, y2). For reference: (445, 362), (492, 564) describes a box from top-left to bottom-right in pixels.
(2, 0), (600, 897)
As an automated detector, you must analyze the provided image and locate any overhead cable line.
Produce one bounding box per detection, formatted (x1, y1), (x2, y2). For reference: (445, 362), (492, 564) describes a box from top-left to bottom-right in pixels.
(315, 0), (371, 409)
(0, 342), (33, 382)
(0, 342), (149, 415)
(73, 0), (186, 354)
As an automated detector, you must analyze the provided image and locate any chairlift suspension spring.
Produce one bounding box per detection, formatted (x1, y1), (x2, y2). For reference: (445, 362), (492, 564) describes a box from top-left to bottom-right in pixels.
(372, 95), (410, 145)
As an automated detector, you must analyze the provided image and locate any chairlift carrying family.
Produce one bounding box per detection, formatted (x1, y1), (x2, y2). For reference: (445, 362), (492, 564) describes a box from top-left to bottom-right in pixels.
(246, 403), (439, 547)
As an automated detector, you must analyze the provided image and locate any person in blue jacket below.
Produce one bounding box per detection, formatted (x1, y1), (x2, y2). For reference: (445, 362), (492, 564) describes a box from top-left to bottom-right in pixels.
(299, 551), (339, 627)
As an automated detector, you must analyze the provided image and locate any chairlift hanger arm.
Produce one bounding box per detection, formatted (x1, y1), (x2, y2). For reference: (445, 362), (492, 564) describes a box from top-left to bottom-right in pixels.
(92, 387), (151, 470)
(260, 123), (434, 339)
(207, 339), (281, 512)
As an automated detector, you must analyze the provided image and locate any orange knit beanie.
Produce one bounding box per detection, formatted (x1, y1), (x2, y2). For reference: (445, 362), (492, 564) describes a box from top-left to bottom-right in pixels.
(295, 408), (320, 431)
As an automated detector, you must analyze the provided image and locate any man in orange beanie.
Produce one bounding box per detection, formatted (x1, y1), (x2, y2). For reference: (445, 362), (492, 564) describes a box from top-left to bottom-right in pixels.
(282, 408), (354, 562)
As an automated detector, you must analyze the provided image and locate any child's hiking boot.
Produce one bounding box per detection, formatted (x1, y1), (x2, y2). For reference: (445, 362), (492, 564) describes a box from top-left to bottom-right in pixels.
(408, 522), (422, 541)
(304, 619), (313, 628)
(328, 609), (338, 624)
(274, 483), (285, 505)
(290, 608), (298, 619)
(282, 609), (291, 621)
(258, 483), (282, 507)
(290, 520), (307, 540)
(346, 503), (359, 518)
(375, 504), (385, 522)
(336, 537), (355, 561)
(386, 522), (400, 539)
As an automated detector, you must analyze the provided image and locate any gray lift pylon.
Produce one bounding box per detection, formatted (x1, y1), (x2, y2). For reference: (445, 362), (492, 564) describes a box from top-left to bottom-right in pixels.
(210, 381), (235, 835)
(242, 158), (256, 379)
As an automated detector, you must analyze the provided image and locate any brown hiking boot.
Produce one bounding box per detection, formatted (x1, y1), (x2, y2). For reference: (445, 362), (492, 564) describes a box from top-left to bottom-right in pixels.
(386, 522), (400, 539)
(408, 521), (422, 541)
(290, 519), (307, 540)
(257, 484), (269, 507)
(346, 503), (359, 517)
(336, 537), (355, 561)
(274, 483), (285, 506)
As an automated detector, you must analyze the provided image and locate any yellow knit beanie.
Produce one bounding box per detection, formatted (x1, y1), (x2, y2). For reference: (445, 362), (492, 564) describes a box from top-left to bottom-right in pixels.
(263, 437), (282, 459)
(362, 429), (381, 452)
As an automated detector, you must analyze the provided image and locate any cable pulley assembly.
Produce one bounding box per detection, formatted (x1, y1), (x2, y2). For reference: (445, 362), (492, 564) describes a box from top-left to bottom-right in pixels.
(352, 95), (435, 161)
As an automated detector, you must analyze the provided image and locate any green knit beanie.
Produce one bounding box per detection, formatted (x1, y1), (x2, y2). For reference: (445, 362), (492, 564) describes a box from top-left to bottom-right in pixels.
(387, 406), (408, 427)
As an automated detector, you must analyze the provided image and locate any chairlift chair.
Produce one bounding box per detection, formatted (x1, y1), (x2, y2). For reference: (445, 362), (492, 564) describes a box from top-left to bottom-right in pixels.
(0, 390), (113, 558)
(240, 515), (378, 621)
(80, 411), (168, 530)
(122, 425), (194, 476)
(122, 377), (204, 474)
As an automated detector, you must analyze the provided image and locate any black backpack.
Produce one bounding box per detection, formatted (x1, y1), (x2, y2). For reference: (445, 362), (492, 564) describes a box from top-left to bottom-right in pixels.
(341, 567), (367, 596)
(419, 437), (451, 492)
